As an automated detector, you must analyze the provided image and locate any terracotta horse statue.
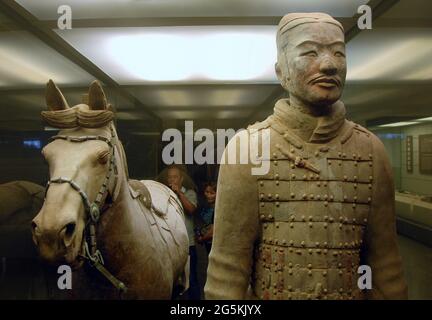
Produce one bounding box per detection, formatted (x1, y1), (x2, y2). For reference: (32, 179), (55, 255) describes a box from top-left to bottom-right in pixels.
(31, 80), (189, 299)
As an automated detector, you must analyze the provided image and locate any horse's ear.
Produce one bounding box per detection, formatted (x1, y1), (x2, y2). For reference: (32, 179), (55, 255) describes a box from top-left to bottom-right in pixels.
(46, 79), (69, 110)
(88, 80), (107, 110)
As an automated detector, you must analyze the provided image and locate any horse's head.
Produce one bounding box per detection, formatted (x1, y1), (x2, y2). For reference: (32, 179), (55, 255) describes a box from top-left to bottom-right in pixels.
(32, 80), (118, 268)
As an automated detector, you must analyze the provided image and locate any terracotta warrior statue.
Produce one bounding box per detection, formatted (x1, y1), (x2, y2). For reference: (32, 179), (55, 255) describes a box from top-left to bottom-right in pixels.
(205, 13), (408, 300)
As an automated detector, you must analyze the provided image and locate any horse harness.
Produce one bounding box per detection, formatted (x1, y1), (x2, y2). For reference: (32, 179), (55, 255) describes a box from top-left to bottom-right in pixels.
(44, 125), (127, 294)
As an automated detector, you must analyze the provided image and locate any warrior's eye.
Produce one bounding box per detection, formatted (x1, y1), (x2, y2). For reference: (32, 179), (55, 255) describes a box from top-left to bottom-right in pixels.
(301, 50), (318, 57)
(335, 51), (346, 58)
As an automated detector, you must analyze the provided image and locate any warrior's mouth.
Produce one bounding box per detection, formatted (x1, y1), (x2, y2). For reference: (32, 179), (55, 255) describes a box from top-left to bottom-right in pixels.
(310, 77), (340, 88)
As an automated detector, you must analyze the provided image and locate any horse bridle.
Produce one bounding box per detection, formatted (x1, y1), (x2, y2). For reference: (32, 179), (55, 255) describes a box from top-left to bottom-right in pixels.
(44, 125), (127, 294)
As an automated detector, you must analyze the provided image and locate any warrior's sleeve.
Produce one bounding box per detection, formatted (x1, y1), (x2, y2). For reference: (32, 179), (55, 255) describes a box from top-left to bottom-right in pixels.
(364, 136), (408, 299)
(204, 130), (260, 299)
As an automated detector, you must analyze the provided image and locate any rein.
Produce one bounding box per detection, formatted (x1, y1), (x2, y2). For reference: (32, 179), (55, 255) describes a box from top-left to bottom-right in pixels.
(44, 125), (127, 294)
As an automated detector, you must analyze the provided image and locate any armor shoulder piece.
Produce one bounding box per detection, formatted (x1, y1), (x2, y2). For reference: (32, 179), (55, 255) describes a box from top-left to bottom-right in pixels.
(247, 117), (271, 131)
(341, 120), (374, 144)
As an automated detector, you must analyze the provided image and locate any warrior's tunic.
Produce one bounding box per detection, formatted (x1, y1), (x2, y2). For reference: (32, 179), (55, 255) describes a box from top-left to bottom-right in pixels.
(205, 99), (407, 300)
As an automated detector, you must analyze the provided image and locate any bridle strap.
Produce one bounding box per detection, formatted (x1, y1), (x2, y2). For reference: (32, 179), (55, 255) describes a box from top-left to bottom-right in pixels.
(44, 125), (127, 294)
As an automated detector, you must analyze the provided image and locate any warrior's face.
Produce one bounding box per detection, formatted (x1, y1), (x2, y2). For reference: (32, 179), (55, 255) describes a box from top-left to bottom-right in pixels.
(276, 22), (347, 108)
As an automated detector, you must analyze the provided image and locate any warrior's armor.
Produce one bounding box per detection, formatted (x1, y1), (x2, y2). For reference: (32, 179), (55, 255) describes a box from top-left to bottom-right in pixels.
(204, 100), (408, 299)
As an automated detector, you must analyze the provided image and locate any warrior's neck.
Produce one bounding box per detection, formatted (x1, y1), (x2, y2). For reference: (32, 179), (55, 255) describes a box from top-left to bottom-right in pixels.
(289, 95), (331, 118)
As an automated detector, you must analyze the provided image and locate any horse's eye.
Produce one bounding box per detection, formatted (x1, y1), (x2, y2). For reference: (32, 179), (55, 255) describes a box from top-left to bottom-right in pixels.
(97, 150), (110, 164)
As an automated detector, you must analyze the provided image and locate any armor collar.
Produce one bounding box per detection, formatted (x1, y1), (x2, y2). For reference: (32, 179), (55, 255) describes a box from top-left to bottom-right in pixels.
(273, 99), (346, 143)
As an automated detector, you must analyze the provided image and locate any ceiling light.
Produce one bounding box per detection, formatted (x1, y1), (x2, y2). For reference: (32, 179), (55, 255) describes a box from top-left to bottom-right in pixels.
(415, 116), (432, 122)
(378, 121), (419, 128)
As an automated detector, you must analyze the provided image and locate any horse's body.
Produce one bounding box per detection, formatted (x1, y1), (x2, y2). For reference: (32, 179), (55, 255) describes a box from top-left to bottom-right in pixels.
(31, 81), (189, 299)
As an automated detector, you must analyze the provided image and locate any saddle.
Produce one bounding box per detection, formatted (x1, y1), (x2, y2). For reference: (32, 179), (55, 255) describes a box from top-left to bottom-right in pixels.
(128, 179), (180, 217)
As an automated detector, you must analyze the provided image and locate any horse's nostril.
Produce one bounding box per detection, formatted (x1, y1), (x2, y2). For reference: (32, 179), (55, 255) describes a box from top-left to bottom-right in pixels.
(31, 221), (37, 232)
(64, 222), (76, 238)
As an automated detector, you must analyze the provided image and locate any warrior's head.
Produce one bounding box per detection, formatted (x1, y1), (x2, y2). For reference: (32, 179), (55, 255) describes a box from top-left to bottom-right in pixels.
(275, 13), (347, 110)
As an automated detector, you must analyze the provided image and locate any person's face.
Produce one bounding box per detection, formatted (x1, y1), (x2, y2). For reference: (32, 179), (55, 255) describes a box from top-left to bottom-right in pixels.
(167, 168), (183, 188)
(204, 186), (216, 204)
(276, 22), (347, 107)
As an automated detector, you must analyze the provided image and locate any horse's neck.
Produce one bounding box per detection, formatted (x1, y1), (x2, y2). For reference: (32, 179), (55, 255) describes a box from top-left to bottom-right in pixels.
(97, 131), (153, 255)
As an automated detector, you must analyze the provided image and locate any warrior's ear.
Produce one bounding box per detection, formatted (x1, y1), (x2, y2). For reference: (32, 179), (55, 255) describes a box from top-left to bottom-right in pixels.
(88, 80), (108, 110)
(46, 79), (69, 110)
